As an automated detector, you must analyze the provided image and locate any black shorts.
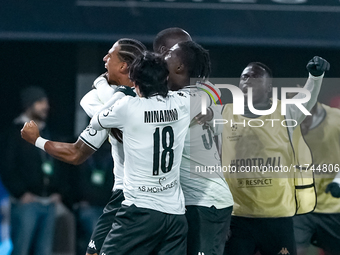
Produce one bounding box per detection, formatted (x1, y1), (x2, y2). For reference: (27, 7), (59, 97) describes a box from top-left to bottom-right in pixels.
(293, 213), (340, 255)
(224, 216), (297, 255)
(100, 204), (188, 255)
(186, 205), (232, 255)
(86, 189), (124, 254)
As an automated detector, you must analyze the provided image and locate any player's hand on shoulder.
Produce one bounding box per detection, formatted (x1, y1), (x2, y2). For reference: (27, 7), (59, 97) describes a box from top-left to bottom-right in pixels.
(21, 120), (40, 145)
(195, 107), (213, 125)
(306, 56), (330, 76)
(325, 182), (340, 198)
(92, 72), (109, 89)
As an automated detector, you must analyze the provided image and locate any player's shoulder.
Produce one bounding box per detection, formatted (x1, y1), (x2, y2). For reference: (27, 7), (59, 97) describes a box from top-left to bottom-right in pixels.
(168, 90), (190, 97)
(322, 103), (340, 117)
(221, 103), (233, 114)
(118, 94), (136, 104)
(166, 90), (190, 104)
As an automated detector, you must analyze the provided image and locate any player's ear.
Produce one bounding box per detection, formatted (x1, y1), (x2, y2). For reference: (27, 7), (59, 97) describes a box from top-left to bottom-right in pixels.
(159, 46), (167, 54)
(120, 62), (129, 74)
(175, 63), (185, 74)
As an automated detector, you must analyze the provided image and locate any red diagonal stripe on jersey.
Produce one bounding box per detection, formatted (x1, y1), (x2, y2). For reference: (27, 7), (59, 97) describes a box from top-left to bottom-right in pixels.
(201, 82), (222, 105)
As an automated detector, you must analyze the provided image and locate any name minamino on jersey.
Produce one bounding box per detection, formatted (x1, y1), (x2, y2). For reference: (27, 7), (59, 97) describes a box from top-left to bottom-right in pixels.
(144, 108), (178, 123)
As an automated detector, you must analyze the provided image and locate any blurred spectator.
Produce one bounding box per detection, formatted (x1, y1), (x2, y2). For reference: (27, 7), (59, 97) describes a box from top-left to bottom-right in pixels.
(0, 177), (12, 255)
(74, 140), (113, 255)
(0, 86), (66, 255)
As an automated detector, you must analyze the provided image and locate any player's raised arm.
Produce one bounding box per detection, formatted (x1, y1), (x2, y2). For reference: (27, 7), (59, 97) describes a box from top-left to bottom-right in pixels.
(21, 120), (98, 165)
(91, 86), (136, 131)
(287, 56), (330, 126)
(80, 74), (116, 118)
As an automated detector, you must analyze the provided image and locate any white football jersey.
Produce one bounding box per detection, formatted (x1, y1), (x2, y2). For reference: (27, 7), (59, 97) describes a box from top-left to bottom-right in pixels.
(79, 125), (109, 151)
(180, 86), (234, 209)
(91, 91), (199, 214)
(108, 134), (124, 190)
(80, 85), (125, 190)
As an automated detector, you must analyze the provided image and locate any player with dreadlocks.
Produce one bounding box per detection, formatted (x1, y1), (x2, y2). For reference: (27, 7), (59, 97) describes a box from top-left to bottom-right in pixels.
(21, 38), (147, 255)
(222, 58), (330, 255)
(164, 40), (234, 255)
(81, 38), (147, 115)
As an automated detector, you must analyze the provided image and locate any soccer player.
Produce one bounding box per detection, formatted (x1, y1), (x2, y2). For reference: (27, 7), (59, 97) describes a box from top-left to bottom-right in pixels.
(90, 52), (200, 255)
(164, 40), (234, 255)
(293, 102), (340, 255)
(153, 27), (192, 54)
(222, 57), (330, 255)
(21, 38), (146, 255)
(80, 38), (146, 255)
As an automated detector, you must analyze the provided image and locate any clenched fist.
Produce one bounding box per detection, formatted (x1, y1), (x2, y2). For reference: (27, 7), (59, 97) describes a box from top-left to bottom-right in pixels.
(21, 120), (40, 145)
(306, 56), (330, 76)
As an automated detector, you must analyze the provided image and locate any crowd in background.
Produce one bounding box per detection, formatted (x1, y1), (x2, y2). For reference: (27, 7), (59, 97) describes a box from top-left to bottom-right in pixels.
(0, 86), (114, 255)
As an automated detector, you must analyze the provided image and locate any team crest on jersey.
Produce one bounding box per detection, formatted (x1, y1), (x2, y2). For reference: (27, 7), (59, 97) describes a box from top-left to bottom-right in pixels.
(158, 177), (166, 186)
(85, 125), (97, 136)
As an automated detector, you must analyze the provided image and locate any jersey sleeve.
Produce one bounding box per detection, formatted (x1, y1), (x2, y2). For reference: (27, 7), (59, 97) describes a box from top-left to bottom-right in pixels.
(286, 74), (324, 138)
(95, 77), (116, 104)
(91, 96), (130, 131)
(80, 90), (103, 118)
(79, 124), (109, 151)
(189, 89), (213, 120)
(80, 78), (116, 118)
(286, 74), (323, 126)
(207, 104), (223, 135)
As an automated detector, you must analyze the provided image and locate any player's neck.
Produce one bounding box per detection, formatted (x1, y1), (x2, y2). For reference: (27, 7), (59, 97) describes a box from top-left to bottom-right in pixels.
(175, 76), (190, 90)
(118, 77), (134, 87)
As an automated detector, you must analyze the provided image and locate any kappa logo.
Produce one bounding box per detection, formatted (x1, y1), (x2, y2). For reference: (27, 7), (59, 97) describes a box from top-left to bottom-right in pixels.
(88, 240), (96, 249)
(177, 92), (186, 97)
(278, 247), (290, 255)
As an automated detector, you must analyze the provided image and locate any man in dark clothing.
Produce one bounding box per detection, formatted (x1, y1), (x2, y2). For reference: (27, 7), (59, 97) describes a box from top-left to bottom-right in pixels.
(0, 86), (64, 255)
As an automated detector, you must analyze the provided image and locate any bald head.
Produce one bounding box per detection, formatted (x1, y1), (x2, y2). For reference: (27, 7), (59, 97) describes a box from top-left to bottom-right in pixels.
(153, 27), (192, 54)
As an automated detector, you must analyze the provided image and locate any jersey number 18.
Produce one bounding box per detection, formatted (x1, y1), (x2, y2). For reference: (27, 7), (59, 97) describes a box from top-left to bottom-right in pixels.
(153, 126), (174, 176)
